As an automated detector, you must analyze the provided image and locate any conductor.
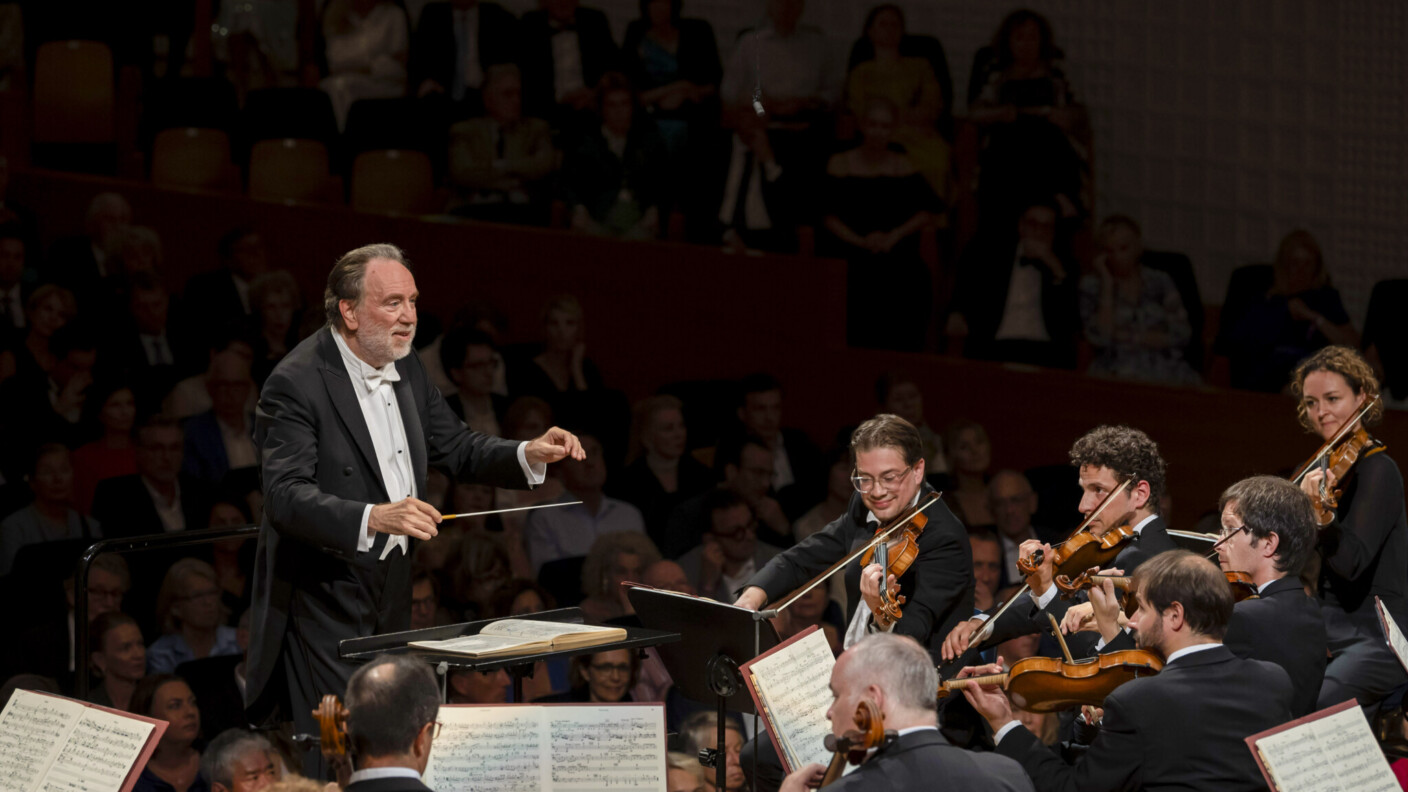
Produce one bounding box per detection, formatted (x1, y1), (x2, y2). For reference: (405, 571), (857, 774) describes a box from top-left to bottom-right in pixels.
(244, 244), (583, 758)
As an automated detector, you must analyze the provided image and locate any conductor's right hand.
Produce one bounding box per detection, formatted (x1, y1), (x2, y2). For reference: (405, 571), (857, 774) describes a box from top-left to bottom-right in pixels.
(941, 618), (983, 662)
(369, 497), (442, 541)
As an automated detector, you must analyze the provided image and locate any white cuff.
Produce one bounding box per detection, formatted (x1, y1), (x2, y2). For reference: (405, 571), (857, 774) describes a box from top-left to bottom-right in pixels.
(356, 504), (374, 553)
(993, 720), (1023, 745)
(517, 442), (546, 486)
(971, 612), (991, 624)
(1031, 584), (1057, 610)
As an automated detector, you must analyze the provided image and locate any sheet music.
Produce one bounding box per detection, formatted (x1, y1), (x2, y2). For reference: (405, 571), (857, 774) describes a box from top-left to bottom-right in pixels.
(1255, 705), (1397, 792)
(481, 620), (622, 640)
(548, 707), (665, 790)
(746, 629), (836, 772)
(0, 690), (84, 792)
(38, 708), (154, 792)
(423, 707), (547, 792)
(410, 633), (547, 655)
(1376, 597), (1408, 674)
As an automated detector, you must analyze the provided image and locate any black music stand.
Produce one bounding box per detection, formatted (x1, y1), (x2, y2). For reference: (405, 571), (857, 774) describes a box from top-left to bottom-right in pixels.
(338, 607), (678, 702)
(629, 586), (781, 792)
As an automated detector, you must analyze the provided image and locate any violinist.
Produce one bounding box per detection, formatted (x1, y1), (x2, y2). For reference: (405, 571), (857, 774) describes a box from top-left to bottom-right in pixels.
(777, 634), (1033, 792)
(1291, 346), (1407, 710)
(341, 654), (443, 792)
(943, 425), (1178, 661)
(960, 551), (1295, 792)
(1092, 476), (1326, 716)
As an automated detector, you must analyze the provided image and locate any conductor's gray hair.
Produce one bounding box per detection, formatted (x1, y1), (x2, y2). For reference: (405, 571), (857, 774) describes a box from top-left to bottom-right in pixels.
(843, 633), (937, 715)
(323, 243), (408, 329)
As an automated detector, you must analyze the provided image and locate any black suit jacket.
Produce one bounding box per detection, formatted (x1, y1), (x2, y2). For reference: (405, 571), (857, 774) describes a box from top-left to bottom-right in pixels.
(246, 328), (528, 724)
(182, 269), (250, 342)
(997, 645), (1293, 792)
(345, 776), (434, 792)
(91, 473), (215, 540)
(747, 484), (972, 665)
(518, 7), (619, 118)
(830, 729), (1033, 792)
(948, 232), (1079, 367)
(176, 654), (249, 739)
(409, 1), (519, 96)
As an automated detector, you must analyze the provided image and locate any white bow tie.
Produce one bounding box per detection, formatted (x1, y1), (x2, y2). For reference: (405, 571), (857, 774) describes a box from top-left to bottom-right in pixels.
(360, 364), (401, 393)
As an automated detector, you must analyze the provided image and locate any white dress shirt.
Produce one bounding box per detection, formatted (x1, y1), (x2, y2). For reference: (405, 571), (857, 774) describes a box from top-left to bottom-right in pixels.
(717, 136), (783, 229)
(142, 476), (186, 533)
(994, 245), (1050, 342)
(721, 23), (838, 108)
(348, 767), (423, 784)
(141, 333), (174, 366)
(218, 416), (258, 470)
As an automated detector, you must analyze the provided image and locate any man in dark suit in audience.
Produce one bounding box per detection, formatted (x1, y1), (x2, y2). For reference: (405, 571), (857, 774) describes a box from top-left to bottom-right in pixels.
(45, 192), (131, 312)
(697, 109), (798, 254)
(777, 633), (1033, 792)
(730, 372), (822, 523)
(962, 550), (1295, 792)
(410, 0), (519, 113)
(0, 224), (33, 346)
(93, 415), (215, 539)
(182, 350), (258, 489)
(182, 227), (270, 348)
(518, 0), (619, 122)
(342, 654), (444, 792)
(106, 271), (201, 406)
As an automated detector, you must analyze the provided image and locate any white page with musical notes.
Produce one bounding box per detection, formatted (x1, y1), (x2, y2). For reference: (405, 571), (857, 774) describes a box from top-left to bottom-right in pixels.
(547, 706), (666, 790)
(745, 629), (842, 774)
(0, 690), (154, 792)
(0, 691), (84, 792)
(1254, 704), (1397, 792)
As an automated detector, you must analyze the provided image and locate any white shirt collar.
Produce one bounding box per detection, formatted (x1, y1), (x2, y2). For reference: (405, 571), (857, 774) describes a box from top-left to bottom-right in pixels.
(895, 725), (938, 737)
(1164, 642), (1221, 665)
(866, 491), (922, 525)
(348, 767), (423, 784)
(1257, 578), (1280, 594)
(1131, 513), (1158, 535)
(331, 326), (401, 392)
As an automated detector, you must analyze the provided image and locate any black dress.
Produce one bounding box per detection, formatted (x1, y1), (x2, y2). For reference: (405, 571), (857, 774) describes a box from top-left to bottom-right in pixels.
(974, 69), (1084, 220)
(823, 170), (938, 352)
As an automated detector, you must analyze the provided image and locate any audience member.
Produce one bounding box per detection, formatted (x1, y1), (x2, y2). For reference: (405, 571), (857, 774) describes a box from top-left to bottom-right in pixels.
(540, 648), (638, 702)
(0, 283), (76, 386)
(6, 553), (130, 689)
(93, 415), (216, 539)
(678, 489), (781, 602)
(526, 434), (646, 572)
(248, 270), (302, 387)
(486, 580), (569, 699)
(0, 444), (99, 576)
(938, 419), (994, 531)
(183, 228), (271, 350)
(176, 609), (254, 744)
(792, 448), (850, 543)
(448, 666), (511, 704)
(845, 5), (949, 200)
(107, 226), (164, 287)
(149, 558), (242, 673)
(165, 335), (258, 421)
(1218, 229), (1359, 393)
(612, 395), (715, 545)
(969, 9), (1085, 219)
(969, 530), (1002, 611)
(621, 0), (722, 159)
(0, 321), (101, 475)
(131, 674), (207, 792)
(564, 74), (668, 239)
(447, 64), (556, 223)
(519, 0), (620, 122)
(679, 711), (745, 792)
(667, 436), (783, 557)
(409, 0), (519, 110)
(0, 223), (30, 342)
(946, 198), (1079, 369)
(1079, 215), (1198, 384)
(703, 105), (799, 254)
(769, 580), (842, 652)
(510, 295), (626, 451)
(201, 730), (281, 792)
(438, 326), (509, 434)
(182, 351), (258, 489)
(342, 655), (442, 789)
(988, 470), (1044, 587)
(319, 0), (410, 129)
(445, 534), (513, 618)
(876, 371), (946, 472)
(87, 611), (146, 710)
(577, 530), (661, 621)
(666, 751), (708, 792)
(732, 372), (821, 522)
(110, 272), (200, 405)
(46, 192), (132, 311)
(409, 568), (449, 631)
(641, 558), (694, 594)
(72, 381), (139, 513)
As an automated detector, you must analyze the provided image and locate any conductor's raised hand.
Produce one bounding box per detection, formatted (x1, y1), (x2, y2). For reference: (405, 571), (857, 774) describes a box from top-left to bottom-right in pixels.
(369, 497), (442, 540)
(525, 426), (586, 466)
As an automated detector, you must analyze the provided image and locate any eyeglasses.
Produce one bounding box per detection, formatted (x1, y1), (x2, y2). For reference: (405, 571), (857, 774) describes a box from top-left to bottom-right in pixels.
(1218, 523), (1250, 539)
(709, 521), (757, 541)
(589, 663), (632, 676)
(430, 721), (444, 740)
(851, 465), (914, 494)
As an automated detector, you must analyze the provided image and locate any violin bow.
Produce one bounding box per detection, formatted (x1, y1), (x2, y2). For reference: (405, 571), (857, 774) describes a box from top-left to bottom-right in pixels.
(971, 478), (1131, 647)
(441, 500), (583, 520)
(760, 491), (942, 618)
(1290, 396), (1381, 485)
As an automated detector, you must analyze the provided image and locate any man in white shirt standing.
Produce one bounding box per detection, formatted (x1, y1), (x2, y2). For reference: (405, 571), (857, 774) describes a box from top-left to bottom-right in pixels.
(246, 244), (584, 776)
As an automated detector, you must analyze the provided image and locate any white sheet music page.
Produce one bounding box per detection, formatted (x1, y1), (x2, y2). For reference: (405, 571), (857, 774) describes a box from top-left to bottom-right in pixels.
(1376, 596), (1408, 674)
(0, 690), (85, 792)
(746, 628), (837, 773)
(547, 705), (665, 791)
(39, 708), (154, 792)
(1255, 704), (1397, 792)
(423, 706), (547, 792)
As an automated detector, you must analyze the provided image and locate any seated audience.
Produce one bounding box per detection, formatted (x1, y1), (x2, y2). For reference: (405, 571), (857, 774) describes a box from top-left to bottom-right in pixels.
(488, 579), (568, 699)
(667, 436), (785, 558)
(769, 582), (842, 654)
(183, 228), (270, 350)
(447, 63), (556, 224)
(641, 558), (694, 595)
(518, 0), (620, 122)
(621, 0), (722, 160)
(409, 567), (451, 631)
(703, 106), (799, 254)
(1079, 215), (1198, 384)
(0, 283), (76, 386)
(182, 350), (258, 489)
(1218, 229), (1359, 393)
(148, 559), (242, 674)
(0, 321), (101, 475)
(510, 295), (626, 452)
(679, 711), (745, 792)
(409, 0), (519, 111)
(0, 223), (30, 343)
(969, 9), (1086, 219)
(0, 445), (100, 577)
(448, 666), (511, 704)
(106, 226), (164, 288)
(525, 434), (646, 572)
(342, 655), (443, 787)
(969, 530), (1003, 611)
(319, 0), (410, 129)
(876, 371), (946, 472)
(731, 372), (822, 523)
(667, 751), (708, 792)
(4, 553), (130, 690)
(823, 97), (937, 352)
(540, 649), (638, 702)
(988, 470), (1045, 587)
(577, 530), (661, 622)
(176, 609), (254, 743)
(611, 395), (715, 546)
(677, 490), (781, 602)
(845, 5), (949, 200)
(93, 416), (216, 539)
(46, 192), (132, 312)
(938, 419), (994, 531)
(946, 197), (1079, 369)
(564, 74), (668, 239)
(87, 611), (146, 710)
(445, 535), (512, 618)
(72, 381), (139, 513)
(109, 272), (201, 406)
(164, 335), (258, 421)
(201, 730), (281, 792)
(248, 271), (302, 387)
(792, 447), (850, 543)
(131, 674), (206, 792)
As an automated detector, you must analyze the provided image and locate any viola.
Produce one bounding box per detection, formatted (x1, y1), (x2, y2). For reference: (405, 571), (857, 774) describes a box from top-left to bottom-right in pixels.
(1291, 397), (1383, 526)
(313, 694), (353, 788)
(860, 493), (941, 629)
(1019, 523), (1141, 581)
(937, 650), (1164, 713)
(819, 700), (893, 786)
(1053, 570), (1259, 616)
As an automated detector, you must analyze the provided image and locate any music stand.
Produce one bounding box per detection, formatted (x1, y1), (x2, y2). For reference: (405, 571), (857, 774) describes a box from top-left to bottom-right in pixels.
(628, 586), (781, 792)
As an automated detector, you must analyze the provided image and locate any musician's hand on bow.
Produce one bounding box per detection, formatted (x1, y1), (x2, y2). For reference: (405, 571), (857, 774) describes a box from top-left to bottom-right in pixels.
(1019, 539), (1055, 596)
(525, 426), (586, 466)
(941, 618), (983, 662)
(860, 563), (898, 614)
(1060, 601), (1095, 635)
(956, 661), (1013, 731)
(1089, 577), (1124, 643)
(734, 586), (768, 611)
(369, 497), (441, 540)
(778, 762), (827, 792)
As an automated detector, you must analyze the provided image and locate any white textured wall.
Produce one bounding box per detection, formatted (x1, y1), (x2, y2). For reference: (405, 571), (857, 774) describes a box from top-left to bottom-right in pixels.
(496, 0), (1408, 321)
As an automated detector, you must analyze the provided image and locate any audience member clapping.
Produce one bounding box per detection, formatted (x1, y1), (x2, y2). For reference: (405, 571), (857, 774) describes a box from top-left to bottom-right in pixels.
(201, 729), (281, 792)
(526, 434), (645, 572)
(447, 64), (556, 224)
(319, 0), (410, 129)
(0, 444), (99, 576)
(148, 559), (242, 674)
(87, 611), (146, 710)
(131, 674), (205, 792)
(612, 395), (715, 546)
(72, 380), (139, 512)
(577, 530), (660, 621)
(564, 74), (667, 239)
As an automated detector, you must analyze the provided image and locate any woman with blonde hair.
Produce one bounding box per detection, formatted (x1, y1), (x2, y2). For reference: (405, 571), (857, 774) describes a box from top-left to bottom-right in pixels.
(579, 530), (661, 621)
(0, 283), (76, 384)
(147, 559), (241, 673)
(612, 394), (714, 541)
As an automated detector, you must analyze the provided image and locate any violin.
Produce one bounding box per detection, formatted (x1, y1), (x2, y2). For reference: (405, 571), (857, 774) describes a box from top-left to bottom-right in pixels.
(1053, 570), (1259, 616)
(936, 649), (1164, 713)
(819, 701), (893, 786)
(1019, 523), (1141, 581)
(313, 694), (353, 788)
(860, 493), (941, 629)
(1291, 397), (1383, 526)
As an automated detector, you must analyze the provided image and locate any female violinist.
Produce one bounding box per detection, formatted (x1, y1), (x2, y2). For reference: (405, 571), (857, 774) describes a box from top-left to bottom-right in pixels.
(1291, 346), (1407, 709)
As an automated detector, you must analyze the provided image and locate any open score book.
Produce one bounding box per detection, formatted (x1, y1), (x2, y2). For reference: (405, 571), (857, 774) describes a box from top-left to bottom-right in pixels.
(1245, 698), (1397, 792)
(740, 626), (851, 776)
(0, 688), (167, 792)
(410, 619), (627, 658)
